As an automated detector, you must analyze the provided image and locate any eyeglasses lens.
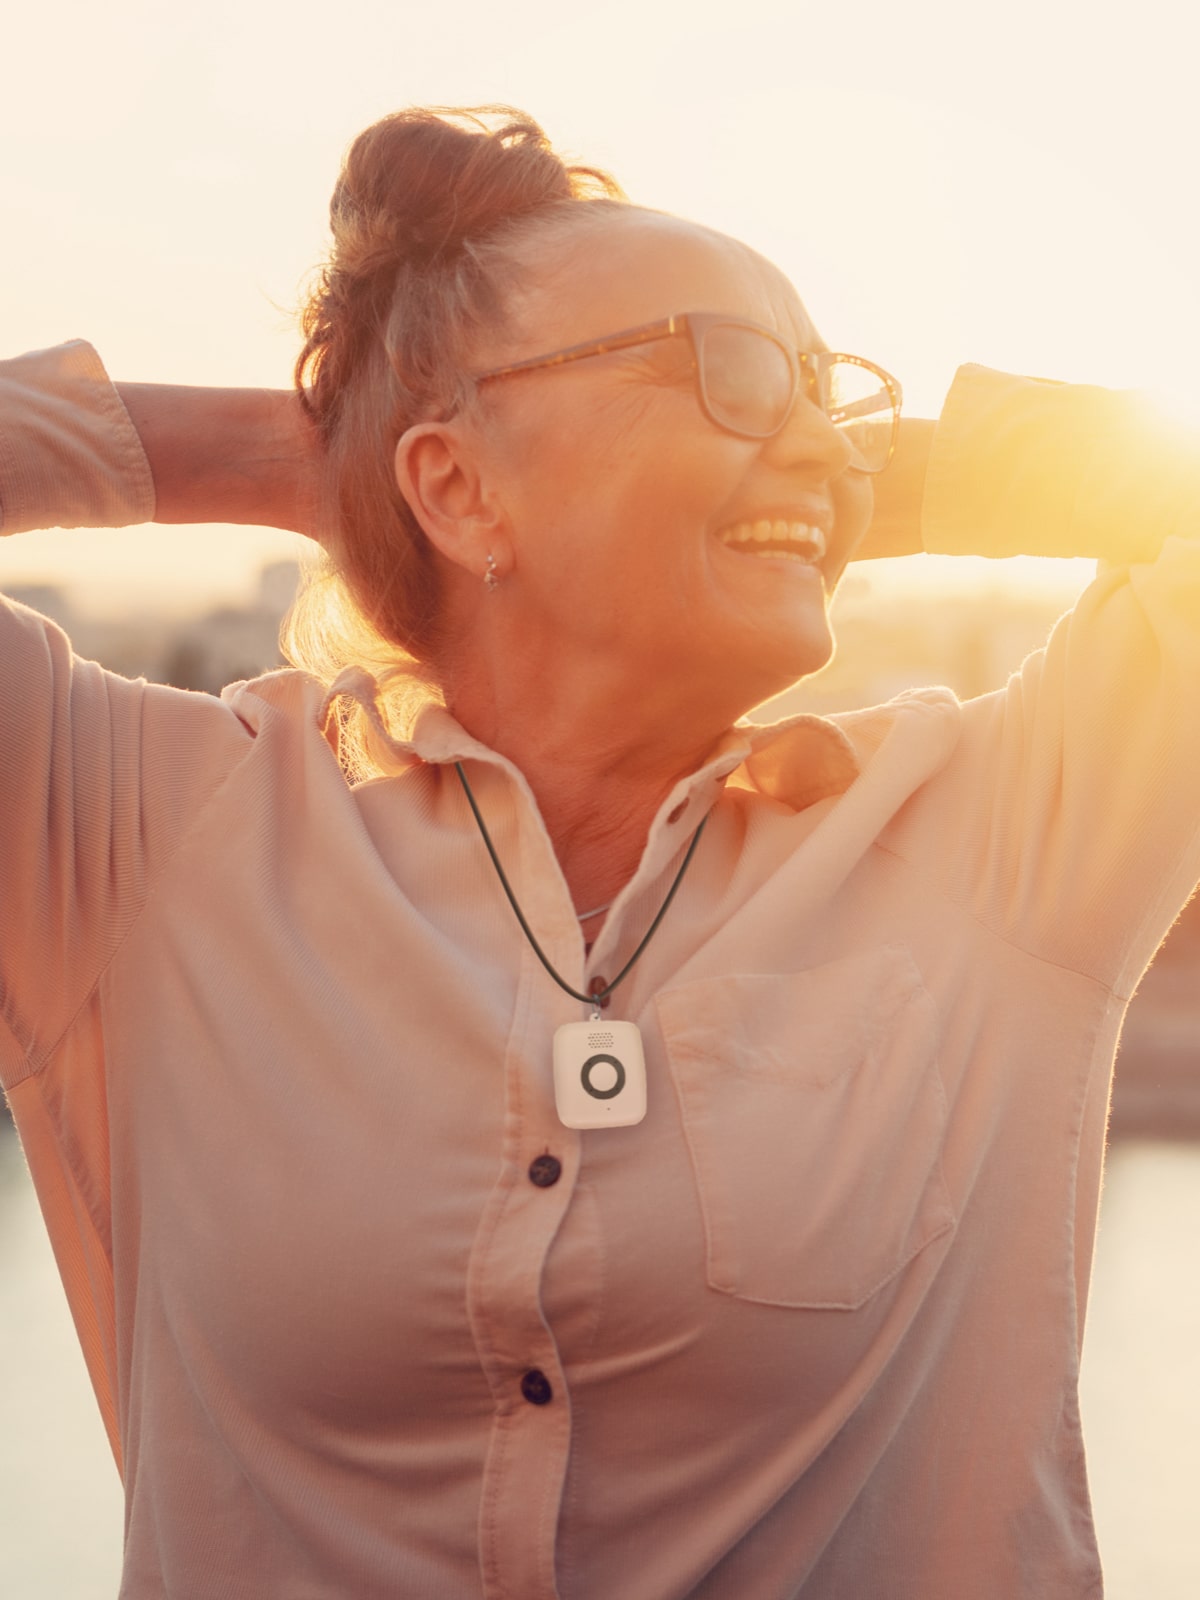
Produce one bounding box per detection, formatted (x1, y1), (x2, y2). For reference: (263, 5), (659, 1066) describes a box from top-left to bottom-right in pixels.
(701, 326), (894, 470)
(819, 359), (895, 472)
(700, 324), (795, 438)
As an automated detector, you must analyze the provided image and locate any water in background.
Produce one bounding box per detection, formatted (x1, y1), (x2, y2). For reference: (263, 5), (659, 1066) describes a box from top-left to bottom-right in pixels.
(2, 1131), (1198, 1598)
(0, 1130), (123, 1599)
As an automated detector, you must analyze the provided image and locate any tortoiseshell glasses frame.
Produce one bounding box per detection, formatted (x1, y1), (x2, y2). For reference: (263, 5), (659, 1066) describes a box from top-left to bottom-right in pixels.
(473, 311), (903, 473)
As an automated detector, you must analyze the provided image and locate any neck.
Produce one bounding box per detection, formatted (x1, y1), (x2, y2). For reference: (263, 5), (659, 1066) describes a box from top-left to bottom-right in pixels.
(445, 662), (742, 917)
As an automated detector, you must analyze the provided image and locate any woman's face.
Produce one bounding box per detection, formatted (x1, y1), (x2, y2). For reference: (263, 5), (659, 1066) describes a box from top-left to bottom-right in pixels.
(469, 210), (875, 715)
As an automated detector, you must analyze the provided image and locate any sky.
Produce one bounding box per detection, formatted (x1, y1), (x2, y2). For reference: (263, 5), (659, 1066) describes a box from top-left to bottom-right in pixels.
(2, 0), (1197, 616)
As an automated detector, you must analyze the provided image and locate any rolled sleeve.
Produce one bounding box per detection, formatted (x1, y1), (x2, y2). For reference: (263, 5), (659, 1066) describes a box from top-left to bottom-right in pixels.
(922, 363), (1200, 564)
(904, 363), (1200, 995)
(0, 340), (155, 535)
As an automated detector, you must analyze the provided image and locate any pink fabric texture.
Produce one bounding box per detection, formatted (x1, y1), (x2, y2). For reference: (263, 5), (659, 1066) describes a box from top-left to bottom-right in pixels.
(2, 343), (1199, 1598)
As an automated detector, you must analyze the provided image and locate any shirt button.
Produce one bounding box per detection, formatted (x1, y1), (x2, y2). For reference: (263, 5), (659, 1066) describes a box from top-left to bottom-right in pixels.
(588, 976), (611, 1011)
(666, 802), (687, 824)
(528, 1154), (562, 1188)
(521, 1369), (554, 1405)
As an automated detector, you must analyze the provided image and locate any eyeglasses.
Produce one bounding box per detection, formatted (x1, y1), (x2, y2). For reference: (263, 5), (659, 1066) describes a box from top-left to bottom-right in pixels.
(474, 312), (902, 474)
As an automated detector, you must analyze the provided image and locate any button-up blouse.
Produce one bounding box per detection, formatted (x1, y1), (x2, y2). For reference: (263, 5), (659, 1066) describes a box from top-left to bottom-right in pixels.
(2, 342), (1199, 1598)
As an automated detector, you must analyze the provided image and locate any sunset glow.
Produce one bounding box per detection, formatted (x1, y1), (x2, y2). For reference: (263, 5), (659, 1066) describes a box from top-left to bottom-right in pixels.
(2, 1), (1196, 617)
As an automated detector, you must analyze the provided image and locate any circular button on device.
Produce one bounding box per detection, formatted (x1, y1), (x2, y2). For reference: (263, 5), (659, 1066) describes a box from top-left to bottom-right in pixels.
(581, 1053), (626, 1101)
(521, 1369), (553, 1406)
(528, 1154), (562, 1188)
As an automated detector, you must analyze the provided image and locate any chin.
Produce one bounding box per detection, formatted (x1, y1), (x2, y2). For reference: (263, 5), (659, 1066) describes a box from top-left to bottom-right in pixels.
(709, 621), (836, 721)
(767, 612), (836, 682)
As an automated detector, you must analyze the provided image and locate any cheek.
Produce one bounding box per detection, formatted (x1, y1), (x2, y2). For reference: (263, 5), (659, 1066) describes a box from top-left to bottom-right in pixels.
(492, 379), (765, 603)
(521, 430), (745, 584)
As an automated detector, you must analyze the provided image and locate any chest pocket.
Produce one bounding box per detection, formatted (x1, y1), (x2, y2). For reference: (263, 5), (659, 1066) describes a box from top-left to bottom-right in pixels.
(655, 946), (955, 1311)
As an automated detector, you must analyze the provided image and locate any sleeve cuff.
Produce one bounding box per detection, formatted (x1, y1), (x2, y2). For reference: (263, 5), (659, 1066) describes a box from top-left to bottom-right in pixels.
(0, 340), (156, 535)
(921, 363), (1200, 564)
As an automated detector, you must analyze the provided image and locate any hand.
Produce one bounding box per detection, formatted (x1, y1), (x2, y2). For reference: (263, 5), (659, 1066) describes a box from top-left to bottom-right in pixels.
(851, 416), (936, 561)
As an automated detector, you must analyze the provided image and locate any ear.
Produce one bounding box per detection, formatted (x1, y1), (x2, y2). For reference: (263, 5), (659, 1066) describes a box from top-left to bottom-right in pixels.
(393, 421), (509, 582)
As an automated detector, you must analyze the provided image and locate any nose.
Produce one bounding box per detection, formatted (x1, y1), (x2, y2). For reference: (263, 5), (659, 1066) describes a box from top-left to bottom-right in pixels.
(761, 384), (857, 478)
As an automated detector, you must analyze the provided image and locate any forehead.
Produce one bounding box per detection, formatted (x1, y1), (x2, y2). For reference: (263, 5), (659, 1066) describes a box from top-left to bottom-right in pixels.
(505, 209), (820, 354)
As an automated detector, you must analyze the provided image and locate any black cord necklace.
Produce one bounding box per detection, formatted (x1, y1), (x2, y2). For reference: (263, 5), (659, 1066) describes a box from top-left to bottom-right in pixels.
(454, 760), (708, 1007)
(454, 760), (709, 1130)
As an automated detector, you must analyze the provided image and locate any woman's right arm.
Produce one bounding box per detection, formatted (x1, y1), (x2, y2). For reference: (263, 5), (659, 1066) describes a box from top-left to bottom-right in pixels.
(114, 380), (323, 537)
(0, 340), (276, 1076)
(0, 339), (323, 539)
(1, 344), (275, 1451)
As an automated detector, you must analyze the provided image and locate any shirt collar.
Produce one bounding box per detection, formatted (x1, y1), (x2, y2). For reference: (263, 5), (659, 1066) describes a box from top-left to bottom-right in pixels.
(319, 666), (861, 815)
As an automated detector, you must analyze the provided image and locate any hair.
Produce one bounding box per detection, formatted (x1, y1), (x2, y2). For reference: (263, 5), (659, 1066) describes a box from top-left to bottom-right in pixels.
(283, 106), (626, 776)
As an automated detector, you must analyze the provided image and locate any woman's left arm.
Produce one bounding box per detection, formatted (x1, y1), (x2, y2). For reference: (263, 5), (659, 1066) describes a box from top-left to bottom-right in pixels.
(852, 416), (936, 561)
(920, 365), (1200, 568)
(852, 372), (1200, 570)
(886, 364), (1200, 997)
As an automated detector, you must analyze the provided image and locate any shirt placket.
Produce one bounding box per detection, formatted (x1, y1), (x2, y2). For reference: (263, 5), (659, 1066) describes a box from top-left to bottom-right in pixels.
(465, 784), (589, 1600)
(456, 750), (745, 1599)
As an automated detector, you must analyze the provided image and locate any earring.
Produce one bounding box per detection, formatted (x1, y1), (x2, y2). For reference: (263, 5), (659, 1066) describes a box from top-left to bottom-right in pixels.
(483, 552), (500, 592)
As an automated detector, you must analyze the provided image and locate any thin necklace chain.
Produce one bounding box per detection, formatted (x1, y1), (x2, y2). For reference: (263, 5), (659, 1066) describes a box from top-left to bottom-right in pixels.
(454, 761), (708, 1008)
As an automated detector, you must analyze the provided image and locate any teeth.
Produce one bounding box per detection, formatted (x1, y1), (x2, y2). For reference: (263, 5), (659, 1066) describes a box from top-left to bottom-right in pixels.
(717, 521), (827, 560)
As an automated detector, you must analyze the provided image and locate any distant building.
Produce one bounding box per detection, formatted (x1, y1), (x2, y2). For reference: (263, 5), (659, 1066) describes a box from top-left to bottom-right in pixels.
(5, 583), (75, 631)
(1112, 894), (1200, 1140)
(158, 558), (301, 694)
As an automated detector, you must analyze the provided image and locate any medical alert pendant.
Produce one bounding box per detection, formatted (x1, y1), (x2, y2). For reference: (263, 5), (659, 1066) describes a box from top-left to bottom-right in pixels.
(553, 1019), (647, 1129)
(454, 767), (707, 1127)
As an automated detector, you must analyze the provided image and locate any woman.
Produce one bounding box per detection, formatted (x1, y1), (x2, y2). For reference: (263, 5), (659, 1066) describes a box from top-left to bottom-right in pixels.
(2, 106), (1197, 1599)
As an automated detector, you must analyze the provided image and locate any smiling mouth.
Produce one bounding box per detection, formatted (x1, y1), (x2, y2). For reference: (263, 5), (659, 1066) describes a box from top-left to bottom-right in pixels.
(715, 519), (827, 563)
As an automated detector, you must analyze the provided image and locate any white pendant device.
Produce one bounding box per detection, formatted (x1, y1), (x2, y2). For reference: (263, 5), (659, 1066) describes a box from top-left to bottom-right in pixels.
(553, 1019), (647, 1129)
(454, 762), (706, 1135)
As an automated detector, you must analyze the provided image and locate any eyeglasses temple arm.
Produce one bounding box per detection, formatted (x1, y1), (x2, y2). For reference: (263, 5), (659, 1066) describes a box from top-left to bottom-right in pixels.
(477, 319), (681, 383)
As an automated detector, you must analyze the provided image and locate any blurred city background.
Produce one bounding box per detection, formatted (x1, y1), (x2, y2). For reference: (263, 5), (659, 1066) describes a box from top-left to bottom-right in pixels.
(1, 562), (1198, 1597)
